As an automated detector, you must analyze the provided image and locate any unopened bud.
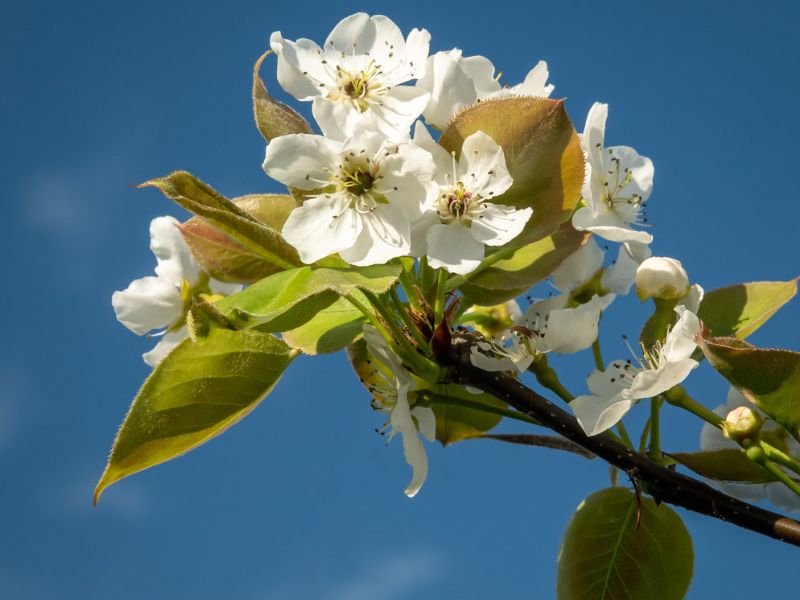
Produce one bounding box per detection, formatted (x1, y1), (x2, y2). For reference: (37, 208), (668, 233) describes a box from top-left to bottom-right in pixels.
(635, 257), (690, 301)
(722, 406), (762, 443)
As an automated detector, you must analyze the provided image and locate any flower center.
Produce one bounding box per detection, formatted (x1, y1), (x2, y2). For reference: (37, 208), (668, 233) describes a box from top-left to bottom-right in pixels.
(333, 62), (387, 112)
(437, 181), (475, 224)
(329, 152), (389, 213)
(600, 149), (646, 224)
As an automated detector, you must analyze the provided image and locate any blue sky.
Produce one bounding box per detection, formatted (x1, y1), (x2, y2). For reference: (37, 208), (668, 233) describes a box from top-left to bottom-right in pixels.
(2, 0), (799, 598)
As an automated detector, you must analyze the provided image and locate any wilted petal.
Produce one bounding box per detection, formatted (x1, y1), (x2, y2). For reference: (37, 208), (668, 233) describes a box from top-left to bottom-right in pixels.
(426, 223), (484, 274)
(282, 194), (360, 263)
(143, 329), (188, 368)
(112, 276), (182, 335)
(150, 216), (200, 287)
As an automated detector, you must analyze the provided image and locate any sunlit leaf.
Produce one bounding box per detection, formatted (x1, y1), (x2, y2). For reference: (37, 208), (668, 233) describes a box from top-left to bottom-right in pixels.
(557, 487), (693, 600)
(95, 328), (298, 504)
(282, 295), (366, 355)
(698, 279), (797, 338)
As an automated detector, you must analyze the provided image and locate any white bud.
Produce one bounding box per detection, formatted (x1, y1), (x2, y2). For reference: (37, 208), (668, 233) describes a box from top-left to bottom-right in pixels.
(635, 257), (690, 301)
(722, 406), (762, 442)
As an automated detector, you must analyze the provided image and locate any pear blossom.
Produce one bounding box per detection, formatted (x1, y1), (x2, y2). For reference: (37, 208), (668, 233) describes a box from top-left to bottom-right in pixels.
(263, 132), (433, 265)
(572, 103), (654, 244)
(362, 326), (435, 497)
(470, 335), (533, 373)
(411, 124), (532, 274)
(522, 294), (605, 355)
(111, 216), (241, 367)
(701, 387), (800, 513)
(416, 50), (554, 129)
(270, 13), (431, 140)
(571, 305), (701, 436)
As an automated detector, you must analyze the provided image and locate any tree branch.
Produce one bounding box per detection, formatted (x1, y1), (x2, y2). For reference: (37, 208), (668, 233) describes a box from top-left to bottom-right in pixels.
(442, 336), (800, 548)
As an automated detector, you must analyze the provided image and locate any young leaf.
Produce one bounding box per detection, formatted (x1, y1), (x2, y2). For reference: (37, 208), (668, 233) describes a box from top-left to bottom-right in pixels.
(140, 171), (300, 270)
(178, 194), (300, 283)
(94, 329), (299, 504)
(668, 449), (775, 483)
(698, 279), (798, 338)
(439, 97), (585, 247)
(700, 335), (800, 441)
(557, 487), (694, 600)
(253, 51), (312, 141)
(282, 296), (366, 355)
(215, 264), (401, 332)
(458, 223), (589, 305)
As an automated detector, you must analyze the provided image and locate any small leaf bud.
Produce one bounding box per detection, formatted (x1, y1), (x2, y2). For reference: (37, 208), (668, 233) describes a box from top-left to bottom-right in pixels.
(635, 257), (690, 301)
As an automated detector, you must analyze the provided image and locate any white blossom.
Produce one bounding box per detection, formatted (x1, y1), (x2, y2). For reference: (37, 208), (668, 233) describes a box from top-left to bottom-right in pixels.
(636, 256), (690, 300)
(411, 124), (531, 274)
(572, 103), (654, 244)
(416, 50), (554, 129)
(363, 326), (435, 498)
(571, 306), (700, 436)
(701, 387), (800, 513)
(263, 132), (433, 265)
(523, 294), (604, 354)
(270, 13), (431, 140)
(111, 216), (241, 367)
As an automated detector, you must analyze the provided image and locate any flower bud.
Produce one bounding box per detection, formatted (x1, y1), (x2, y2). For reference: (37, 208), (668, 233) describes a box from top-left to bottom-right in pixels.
(635, 257), (690, 301)
(722, 406), (763, 443)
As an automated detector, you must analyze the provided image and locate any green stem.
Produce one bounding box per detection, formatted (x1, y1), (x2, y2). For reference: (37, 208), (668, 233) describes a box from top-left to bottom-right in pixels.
(528, 356), (574, 403)
(420, 256), (434, 298)
(419, 391), (542, 427)
(663, 386), (723, 428)
(591, 338), (604, 371)
(648, 397), (661, 461)
(762, 460), (800, 498)
(389, 286), (430, 355)
(344, 292), (383, 333)
(434, 268), (448, 325)
(445, 247), (515, 291)
(397, 264), (422, 312)
(616, 421), (634, 449)
(761, 441), (800, 479)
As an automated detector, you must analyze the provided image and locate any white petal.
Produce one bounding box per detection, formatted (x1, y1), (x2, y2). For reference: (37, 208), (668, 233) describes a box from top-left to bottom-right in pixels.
(417, 51), (479, 129)
(716, 481), (768, 503)
(325, 13), (374, 53)
(572, 205), (653, 244)
(586, 362), (637, 397)
(460, 54), (501, 98)
(209, 279), (243, 297)
(411, 406), (436, 442)
(627, 358), (698, 400)
(513, 60), (554, 97)
(269, 32), (329, 101)
(143, 329), (188, 368)
(311, 97), (358, 141)
(404, 28), (431, 80)
(470, 345), (517, 372)
(470, 204), (531, 247)
(282, 194), (361, 264)
(662, 306), (700, 362)
(389, 386), (429, 497)
(583, 102), (607, 166)
(551, 238), (605, 293)
(609, 145), (654, 201)
(426, 223), (484, 275)
(112, 276), (182, 335)
(368, 86), (430, 141)
(150, 216), (200, 286)
(409, 211), (440, 257)
(339, 204), (410, 266)
(376, 142), (434, 219)
(680, 284), (704, 314)
(459, 131), (513, 199)
(572, 393), (633, 436)
(263, 134), (340, 189)
(545, 296), (603, 354)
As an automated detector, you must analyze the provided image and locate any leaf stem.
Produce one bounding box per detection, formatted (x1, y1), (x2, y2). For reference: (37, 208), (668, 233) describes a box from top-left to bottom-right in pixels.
(762, 460), (800, 498)
(761, 441), (800, 479)
(663, 386), (723, 428)
(418, 390), (542, 427)
(591, 338), (604, 371)
(434, 268), (448, 325)
(397, 263), (422, 312)
(528, 355), (574, 403)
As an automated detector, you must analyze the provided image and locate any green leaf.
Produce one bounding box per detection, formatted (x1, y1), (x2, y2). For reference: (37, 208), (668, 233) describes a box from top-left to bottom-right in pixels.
(668, 449), (775, 483)
(425, 384), (504, 445)
(178, 194), (300, 283)
(282, 296), (366, 355)
(459, 223), (589, 305)
(698, 279), (798, 338)
(253, 51), (312, 141)
(141, 171), (301, 271)
(557, 487), (693, 600)
(94, 328), (298, 504)
(216, 264), (401, 332)
(700, 335), (800, 441)
(439, 97), (585, 247)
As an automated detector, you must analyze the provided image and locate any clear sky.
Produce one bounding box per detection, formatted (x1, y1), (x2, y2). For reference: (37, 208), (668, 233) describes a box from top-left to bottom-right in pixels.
(2, 1), (799, 598)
